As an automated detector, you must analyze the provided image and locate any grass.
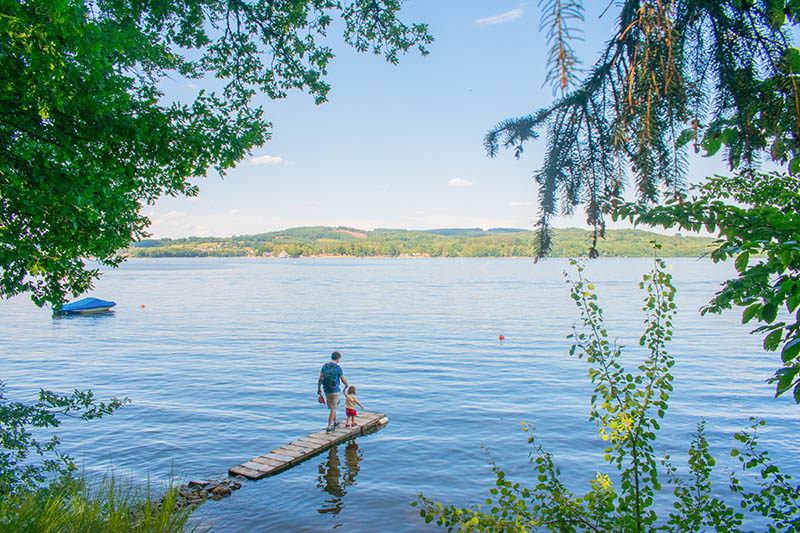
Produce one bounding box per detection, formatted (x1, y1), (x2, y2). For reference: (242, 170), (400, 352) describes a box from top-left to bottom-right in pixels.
(0, 473), (207, 532)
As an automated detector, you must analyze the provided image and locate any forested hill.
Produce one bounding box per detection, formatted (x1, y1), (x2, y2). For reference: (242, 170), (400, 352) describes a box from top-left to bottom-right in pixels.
(127, 226), (714, 258)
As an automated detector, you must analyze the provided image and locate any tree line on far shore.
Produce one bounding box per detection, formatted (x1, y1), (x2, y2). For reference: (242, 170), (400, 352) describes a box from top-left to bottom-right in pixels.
(126, 226), (714, 259)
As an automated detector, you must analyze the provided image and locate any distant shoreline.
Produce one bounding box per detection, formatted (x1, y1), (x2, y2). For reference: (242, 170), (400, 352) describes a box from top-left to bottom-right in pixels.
(126, 225), (715, 259)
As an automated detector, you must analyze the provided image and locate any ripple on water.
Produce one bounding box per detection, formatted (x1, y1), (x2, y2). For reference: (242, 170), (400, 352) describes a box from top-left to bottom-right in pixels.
(1, 257), (798, 531)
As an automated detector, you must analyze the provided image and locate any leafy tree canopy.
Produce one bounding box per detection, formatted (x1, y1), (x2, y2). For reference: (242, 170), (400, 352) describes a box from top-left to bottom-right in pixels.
(0, 0), (432, 306)
(487, 0), (799, 256)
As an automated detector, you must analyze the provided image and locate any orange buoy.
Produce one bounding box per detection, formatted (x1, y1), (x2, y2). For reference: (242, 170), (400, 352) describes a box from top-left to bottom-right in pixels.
(499, 334), (505, 341)
(140, 304), (145, 308)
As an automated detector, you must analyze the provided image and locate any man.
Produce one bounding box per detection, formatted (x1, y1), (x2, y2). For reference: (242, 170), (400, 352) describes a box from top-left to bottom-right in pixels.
(318, 351), (349, 433)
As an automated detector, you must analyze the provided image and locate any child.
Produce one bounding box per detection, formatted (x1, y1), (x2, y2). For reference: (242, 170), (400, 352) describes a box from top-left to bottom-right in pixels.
(343, 385), (364, 427)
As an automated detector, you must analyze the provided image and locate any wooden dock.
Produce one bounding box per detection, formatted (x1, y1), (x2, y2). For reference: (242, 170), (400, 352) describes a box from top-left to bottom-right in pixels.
(228, 411), (388, 480)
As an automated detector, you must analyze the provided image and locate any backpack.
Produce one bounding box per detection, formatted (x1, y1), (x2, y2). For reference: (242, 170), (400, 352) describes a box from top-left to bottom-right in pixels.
(321, 363), (339, 392)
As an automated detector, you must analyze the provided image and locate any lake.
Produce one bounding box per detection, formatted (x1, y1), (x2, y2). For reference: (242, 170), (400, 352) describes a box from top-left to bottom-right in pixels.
(1, 257), (798, 531)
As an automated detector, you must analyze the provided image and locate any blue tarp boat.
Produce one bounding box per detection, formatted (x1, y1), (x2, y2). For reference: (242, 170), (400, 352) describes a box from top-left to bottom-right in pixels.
(54, 297), (116, 315)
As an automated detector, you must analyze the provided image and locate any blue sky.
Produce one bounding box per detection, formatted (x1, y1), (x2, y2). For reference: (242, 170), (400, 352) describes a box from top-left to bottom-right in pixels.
(147, 1), (729, 239)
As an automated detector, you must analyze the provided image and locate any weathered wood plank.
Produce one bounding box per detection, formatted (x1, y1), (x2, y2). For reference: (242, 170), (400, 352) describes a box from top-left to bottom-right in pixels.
(229, 465), (264, 478)
(292, 437), (327, 449)
(269, 447), (304, 459)
(279, 444), (315, 455)
(286, 441), (318, 452)
(262, 451), (299, 463)
(229, 411), (388, 480)
(240, 460), (274, 473)
(302, 435), (335, 446)
(251, 456), (284, 467)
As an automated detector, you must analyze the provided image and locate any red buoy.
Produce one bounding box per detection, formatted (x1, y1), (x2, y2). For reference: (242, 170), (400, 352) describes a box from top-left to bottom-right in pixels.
(499, 334), (505, 341)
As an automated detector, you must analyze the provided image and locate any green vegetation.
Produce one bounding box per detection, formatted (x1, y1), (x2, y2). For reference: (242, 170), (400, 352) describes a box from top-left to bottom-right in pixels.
(2, 2), (429, 528)
(488, 0), (800, 259)
(1, 0), (431, 307)
(490, 0), (800, 404)
(0, 474), (201, 532)
(415, 1), (800, 531)
(0, 381), (127, 496)
(416, 256), (800, 531)
(614, 172), (800, 402)
(126, 226), (714, 258)
(0, 383), (199, 531)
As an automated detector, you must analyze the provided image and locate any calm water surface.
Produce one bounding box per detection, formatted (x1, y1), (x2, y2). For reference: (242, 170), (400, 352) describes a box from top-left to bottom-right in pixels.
(1, 258), (798, 531)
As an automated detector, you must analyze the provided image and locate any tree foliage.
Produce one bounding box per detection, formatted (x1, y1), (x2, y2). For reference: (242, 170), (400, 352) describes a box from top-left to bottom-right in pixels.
(486, 0), (800, 258)
(0, 0), (432, 307)
(125, 226), (715, 258)
(612, 171), (800, 402)
(0, 381), (128, 496)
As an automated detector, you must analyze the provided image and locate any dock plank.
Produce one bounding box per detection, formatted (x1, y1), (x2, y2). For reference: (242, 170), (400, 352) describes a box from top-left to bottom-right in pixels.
(280, 444), (315, 455)
(251, 456), (283, 467)
(229, 465), (263, 479)
(229, 411), (388, 480)
(268, 448), (304, 459)
(262, 451), (299, 463)
(302, 436), (336, 447)
(286, 441), (318, 451)
(240, 461), (273, 473)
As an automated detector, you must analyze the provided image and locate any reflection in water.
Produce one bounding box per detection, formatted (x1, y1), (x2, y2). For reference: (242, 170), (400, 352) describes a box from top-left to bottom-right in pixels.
(51, 311), (115, 321)
(316, 440), (362, 517)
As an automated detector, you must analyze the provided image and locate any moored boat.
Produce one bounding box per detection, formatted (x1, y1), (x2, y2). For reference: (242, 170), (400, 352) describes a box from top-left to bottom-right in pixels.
(53, 297), (116, 315)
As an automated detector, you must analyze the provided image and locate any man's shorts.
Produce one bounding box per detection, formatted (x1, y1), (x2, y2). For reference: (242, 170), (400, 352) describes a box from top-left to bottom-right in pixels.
(325, 392), (340, 411)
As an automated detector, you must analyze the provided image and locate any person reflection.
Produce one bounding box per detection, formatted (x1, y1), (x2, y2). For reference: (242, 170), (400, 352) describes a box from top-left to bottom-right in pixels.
(316, 440), (363, 515)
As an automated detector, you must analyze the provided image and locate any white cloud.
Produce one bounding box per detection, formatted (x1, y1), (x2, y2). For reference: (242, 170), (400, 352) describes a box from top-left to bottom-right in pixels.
(164, 210), (187, 219)
(187, 82), (199, 89)
(474, 7), (523, 26)
(248, 155), (285, 165)
(448, 177), (473, 188)
(510, 201), (534, 207)
(231, 208), (240, 214)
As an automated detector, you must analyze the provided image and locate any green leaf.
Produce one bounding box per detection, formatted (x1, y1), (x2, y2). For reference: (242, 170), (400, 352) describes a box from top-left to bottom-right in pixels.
(781, 338), (800, 363)
(742, 303), (761, 324)
(774, 366), (799, 396)
(721, 128), (736, 145)
(781, 250), (793, 269)
(790, 156), (800, 176)
(675, 128), (696, 148)
(787, 291), (800, 313)
(735, 252), (750, 274)
(762, 302), (778, 324)
(702, 135), (722, 156)
(764, 328), (783, 351)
